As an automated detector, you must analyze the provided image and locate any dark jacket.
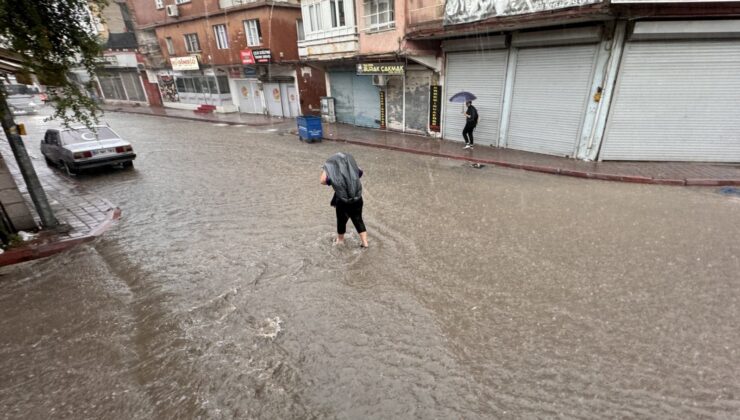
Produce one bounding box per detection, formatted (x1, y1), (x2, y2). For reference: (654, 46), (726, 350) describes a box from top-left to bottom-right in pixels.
(466, 104), (479, 125)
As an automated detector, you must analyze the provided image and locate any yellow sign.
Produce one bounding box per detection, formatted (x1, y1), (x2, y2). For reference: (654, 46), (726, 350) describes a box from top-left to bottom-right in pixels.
(356, 63), (405, 75)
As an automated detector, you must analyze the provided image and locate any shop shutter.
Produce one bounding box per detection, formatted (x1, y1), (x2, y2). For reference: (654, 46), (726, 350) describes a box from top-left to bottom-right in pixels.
(352, 75), (380, 129)
(443, 50), (507, 146)
(506, 44), (597, 157)
(329, 72), (355, 125)
(601, 40), (740, 162)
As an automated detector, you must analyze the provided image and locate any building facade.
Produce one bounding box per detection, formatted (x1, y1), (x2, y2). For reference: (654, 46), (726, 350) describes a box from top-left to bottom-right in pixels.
(404, 0), (740, 163)
(127, 0), (326, 116)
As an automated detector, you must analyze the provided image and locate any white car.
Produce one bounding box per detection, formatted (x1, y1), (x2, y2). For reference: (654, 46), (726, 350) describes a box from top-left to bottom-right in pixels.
(40, 126), (136, 175)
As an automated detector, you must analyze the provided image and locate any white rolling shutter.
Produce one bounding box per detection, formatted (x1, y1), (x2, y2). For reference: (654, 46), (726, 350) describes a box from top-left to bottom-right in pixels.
(601, 40), (740, 162)
(506, 44), (598, 157)
(443, 50), (507, 146)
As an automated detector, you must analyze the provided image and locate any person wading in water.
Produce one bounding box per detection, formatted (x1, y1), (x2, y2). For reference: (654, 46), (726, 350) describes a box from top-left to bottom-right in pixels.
(320, 152), (369, 248)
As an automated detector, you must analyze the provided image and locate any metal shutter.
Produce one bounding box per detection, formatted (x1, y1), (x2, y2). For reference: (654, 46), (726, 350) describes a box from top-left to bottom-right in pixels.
(329, 72), (355, 125)
(443, 50), (508, 146)
(506, 44), (597, 157)
(352, 75), (380, 129)
(601, 40), (740, 162)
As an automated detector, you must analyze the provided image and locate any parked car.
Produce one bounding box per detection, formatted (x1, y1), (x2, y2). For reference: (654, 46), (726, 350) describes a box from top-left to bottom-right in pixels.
(40, 126), (136, 175)
(5, 83), (43, 115)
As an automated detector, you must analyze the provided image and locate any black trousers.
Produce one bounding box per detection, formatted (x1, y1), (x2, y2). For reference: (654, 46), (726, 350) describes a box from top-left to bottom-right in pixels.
(335, 198), (366, 235)
(462, 123), (476, 145)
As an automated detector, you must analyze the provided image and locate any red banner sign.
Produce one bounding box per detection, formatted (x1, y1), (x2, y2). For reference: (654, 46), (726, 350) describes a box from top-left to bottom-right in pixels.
(240, 49), (255, 65)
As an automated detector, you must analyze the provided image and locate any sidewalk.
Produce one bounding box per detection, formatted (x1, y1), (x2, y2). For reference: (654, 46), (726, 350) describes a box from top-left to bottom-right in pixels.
(0, 138), (120, 267)
(104, 106), (740, 186)
(101, 104), (294, 128)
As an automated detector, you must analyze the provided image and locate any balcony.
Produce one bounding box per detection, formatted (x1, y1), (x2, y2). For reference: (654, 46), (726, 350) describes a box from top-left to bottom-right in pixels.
(298, 30), (359, 61)
(407, 0), (444, 31)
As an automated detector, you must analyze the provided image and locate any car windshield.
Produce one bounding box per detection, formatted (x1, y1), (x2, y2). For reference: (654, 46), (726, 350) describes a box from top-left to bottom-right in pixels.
(4, 84), (39, 96)
(61, 127), (119, 145)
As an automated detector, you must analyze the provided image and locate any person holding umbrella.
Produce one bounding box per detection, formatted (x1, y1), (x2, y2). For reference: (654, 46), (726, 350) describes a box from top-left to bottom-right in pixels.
(462, 100), (478, 149)
(449, 91), (479, 149)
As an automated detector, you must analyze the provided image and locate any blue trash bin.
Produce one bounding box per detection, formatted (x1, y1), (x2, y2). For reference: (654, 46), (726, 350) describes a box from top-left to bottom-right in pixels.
(297, 116), (323, 143)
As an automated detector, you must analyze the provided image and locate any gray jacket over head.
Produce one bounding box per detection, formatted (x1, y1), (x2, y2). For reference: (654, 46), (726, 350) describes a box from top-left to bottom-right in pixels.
(323, 152), (362, 204)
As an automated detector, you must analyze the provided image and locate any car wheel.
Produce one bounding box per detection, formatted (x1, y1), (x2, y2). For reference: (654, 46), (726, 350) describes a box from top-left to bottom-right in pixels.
(63, 161), (77, 176)
(44, 156), (54, 166)
(122, 161), (134, 169)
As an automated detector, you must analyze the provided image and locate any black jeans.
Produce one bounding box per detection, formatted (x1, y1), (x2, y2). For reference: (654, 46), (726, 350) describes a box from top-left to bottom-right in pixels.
(462, 123), (476, 145)
(335, 198), (366, 235)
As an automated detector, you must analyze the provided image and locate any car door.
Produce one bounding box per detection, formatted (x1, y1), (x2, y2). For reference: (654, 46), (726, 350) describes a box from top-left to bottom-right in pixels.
(40, 132), (49, 158)
(49, 132), (62, 163)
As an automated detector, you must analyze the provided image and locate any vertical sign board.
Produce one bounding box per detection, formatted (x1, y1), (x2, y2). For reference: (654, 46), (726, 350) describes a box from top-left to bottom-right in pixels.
(429, 85), (441, 132)
(379, 90), (386, 129)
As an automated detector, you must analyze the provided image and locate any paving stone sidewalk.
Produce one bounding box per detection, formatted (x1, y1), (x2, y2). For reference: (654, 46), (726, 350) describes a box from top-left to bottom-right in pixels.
(0, 134), (120, 266)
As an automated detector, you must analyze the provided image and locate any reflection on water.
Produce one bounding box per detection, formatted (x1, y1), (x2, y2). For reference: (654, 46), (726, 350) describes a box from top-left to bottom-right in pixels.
(1, 113), (738, 418)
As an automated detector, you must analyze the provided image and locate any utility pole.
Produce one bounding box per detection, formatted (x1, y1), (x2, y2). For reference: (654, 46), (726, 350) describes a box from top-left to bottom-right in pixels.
(0, 84), (58, 228)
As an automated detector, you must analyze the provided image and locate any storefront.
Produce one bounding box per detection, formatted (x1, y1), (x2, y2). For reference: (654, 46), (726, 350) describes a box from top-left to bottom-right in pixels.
(441, 28), (603, 155)
(166, 56), (233, 112)
(328, 70), (381, 128)
(504, 27), (602, 157)
(600, 20), (740, 162)
(443, 40), (508, 146)
(97, 52), (148, 104)
(381, 63), (433, 135)
(230, 49), (300, 118)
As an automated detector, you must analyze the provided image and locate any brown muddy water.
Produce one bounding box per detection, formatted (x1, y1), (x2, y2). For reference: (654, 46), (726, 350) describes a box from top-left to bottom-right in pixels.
(1, 113), (738, 419)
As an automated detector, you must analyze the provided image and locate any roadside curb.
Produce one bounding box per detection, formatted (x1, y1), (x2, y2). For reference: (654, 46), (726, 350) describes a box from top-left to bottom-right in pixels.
(103, 108), (277, 127)
(314, 133), (740, 187)
(0, 207), (122, 267)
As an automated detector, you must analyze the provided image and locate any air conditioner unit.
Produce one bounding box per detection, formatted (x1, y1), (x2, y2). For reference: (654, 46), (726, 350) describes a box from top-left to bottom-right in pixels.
(372, 75), (387, 86)
(137, 63), (145, 71)
(166, 4), (179, 17)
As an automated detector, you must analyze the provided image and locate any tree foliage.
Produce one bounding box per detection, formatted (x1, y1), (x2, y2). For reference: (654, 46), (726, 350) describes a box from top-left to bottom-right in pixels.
(0, 0), (108, 127)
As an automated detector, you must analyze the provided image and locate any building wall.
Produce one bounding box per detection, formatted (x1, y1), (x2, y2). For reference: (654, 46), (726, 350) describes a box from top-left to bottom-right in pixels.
(0, 158), (36, 231)
(155, 6), (302, 67)
(128, 0), (300, 29)
(357, 0), (405, 55)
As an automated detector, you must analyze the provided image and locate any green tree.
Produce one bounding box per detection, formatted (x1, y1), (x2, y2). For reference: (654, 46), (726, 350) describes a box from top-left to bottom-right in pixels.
(1, 0), (107, 127)
(0, 0), (108, 228)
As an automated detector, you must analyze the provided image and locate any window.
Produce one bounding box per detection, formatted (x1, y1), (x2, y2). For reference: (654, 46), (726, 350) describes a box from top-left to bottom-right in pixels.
(175, 0), (191, 4)
(213, 24), (229, 49)
(165, 37), (174, 55)
(216, 76), (230, 94)
(184, 33), (200, 52)
(244, 19), (262, 46)
(155, 0), (164, 10)
(296, 19), (305, 41)
(364, 0), (394, 31)
(330, 0), (346, 28)
(308, 4), (322, 33)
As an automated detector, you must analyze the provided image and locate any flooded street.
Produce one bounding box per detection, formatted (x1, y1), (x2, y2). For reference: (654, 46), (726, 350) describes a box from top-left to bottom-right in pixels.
(1, 112), (739, 418)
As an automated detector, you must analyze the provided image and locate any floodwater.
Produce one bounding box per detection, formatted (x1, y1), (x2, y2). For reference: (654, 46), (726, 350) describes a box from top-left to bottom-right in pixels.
(1, 112), (739, 419)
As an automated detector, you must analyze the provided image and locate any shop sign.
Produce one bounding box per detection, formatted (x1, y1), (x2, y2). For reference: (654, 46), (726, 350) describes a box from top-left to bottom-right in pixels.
(170, 55), (199, 71)
(357, 63), (405, 76)
(445, 0), (601, 25)
(241, 49), (272, 64)
(379, 90), (386, 129)
(243, 66), (257, 77)
(429, 85), (441, 132)
(253, 49), (272, 63)
(103, 56), (118, 67)
(240, 49), (255, 65)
